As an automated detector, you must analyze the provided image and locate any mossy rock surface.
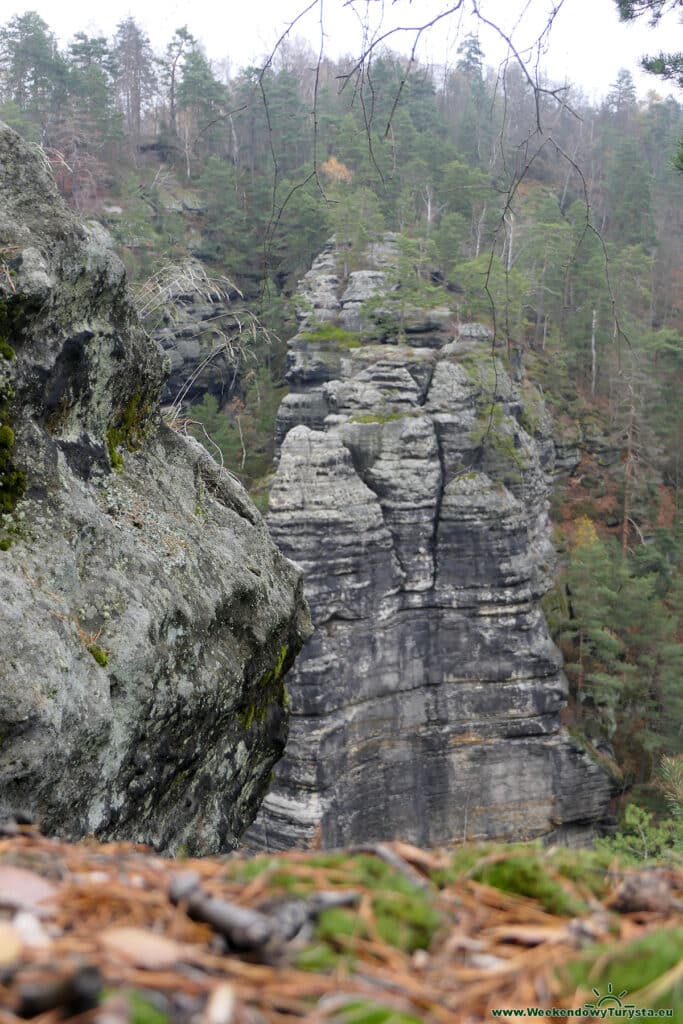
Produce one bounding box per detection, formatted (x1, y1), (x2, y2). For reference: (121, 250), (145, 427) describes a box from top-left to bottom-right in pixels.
(0, 120), (311, 855)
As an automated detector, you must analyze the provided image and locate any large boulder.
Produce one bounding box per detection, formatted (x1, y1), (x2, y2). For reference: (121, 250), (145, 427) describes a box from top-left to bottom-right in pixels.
(0, 122), (310, 854)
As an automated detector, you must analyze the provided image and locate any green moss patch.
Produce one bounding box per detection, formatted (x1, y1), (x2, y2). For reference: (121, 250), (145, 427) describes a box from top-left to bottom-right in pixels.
(87, 644), (109, 667)
(430, 844), (609, 915)
(320, 858), (440, 959)
(299, 323), (361, 349)
(349, 411), (408, 424)
(548, 846), (614, 900)
(259, 643), (289, 687)
(330, 999), (423, 1023)
(237, 703), (256, 730)
(237, 644), (291, 732)
(560, 926), (683, 1016)
(459, 350), (502, 390)
(106, 392), (155, 470)
(469, 403), (528, 472)
(518, 379), (545, 435)
(470, 854), (587, 916)
(106, 428), (124, 469)
(225, 851), (441, 968)
(428, 841), (502, 886)
(124, 991), (170, 1024)
(0, 376), (26, 517)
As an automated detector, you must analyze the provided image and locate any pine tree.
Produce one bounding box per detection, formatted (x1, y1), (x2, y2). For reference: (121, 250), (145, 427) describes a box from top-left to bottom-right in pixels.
(453, 34), (491, 167)
(158, 26), (194, 138)
(512, 190), (572, 348)
(0, 13), (67, 138)
(112, 17), (157, 146)
(196, 155), (247, 266)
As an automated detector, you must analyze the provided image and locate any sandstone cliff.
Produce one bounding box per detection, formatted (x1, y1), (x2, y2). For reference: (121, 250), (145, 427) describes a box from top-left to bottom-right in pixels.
(246, 236), (611, 850)
(0, 123), (310, 854)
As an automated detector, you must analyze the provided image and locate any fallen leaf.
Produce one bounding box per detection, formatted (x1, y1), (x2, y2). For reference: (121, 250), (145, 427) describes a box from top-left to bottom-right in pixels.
(468, 952), (510, 971)
(99, 927), (184, 970)
(0, 865), (57, 915)
(202, 983), (236, 1024)
(0, 922), (22, 966)
(11, 911), (51, 949)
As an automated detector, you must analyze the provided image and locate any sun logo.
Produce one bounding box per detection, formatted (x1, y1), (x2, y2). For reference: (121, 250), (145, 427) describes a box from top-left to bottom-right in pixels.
(584, 983), (636, 1011)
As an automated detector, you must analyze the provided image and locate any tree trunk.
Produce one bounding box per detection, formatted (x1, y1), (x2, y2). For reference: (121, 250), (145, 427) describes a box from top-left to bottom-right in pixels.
(590, 308), (597, 396)
(505, 210), (514, 274)
(474, 203), (486, 258)
(622, 387), (636, 557)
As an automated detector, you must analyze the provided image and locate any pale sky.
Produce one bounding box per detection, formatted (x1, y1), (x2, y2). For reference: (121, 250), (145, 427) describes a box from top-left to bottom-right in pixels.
(4, 0), (682, 100)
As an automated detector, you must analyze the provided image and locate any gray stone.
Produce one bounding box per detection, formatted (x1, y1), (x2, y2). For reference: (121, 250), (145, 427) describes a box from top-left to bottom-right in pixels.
(339, 269), (395, 333)
(275, 390), (329, 448)
(339, 415), (441, 591)
(341, 270), (389, 305)
(0, 122), (310, 855)
(458, 322), (495, 341)
(268, 426), (403, 622)
(245, 235), (611, 851)
(296, 243), (342, 325)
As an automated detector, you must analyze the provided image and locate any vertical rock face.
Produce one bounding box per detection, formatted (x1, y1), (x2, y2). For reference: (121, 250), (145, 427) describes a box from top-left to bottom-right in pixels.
(246, 238), (611, 850)
(0, 123), (310, 854)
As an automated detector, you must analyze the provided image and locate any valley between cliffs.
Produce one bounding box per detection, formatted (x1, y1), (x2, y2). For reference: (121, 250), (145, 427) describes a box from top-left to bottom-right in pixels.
(0, 120), (610, 857)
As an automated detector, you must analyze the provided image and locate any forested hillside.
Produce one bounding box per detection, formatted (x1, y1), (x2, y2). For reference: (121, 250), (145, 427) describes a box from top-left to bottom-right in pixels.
(2, 10), (683, 842)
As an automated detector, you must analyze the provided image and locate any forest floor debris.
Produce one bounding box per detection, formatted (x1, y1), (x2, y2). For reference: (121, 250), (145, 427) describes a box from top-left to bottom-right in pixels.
(0, 826), (681, 1023)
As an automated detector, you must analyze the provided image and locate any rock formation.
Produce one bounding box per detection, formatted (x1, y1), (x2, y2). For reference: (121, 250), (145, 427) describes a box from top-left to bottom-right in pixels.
(0, 122), (310, 854)
(150, 258), (244, 405)
(246, 236), (611, 850)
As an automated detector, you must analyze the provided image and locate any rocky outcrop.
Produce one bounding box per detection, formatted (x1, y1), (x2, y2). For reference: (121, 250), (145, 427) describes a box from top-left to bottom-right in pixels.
(0, 122), (310, 854)
(246, 237), (611, 850)
(150, 259), (243, 405)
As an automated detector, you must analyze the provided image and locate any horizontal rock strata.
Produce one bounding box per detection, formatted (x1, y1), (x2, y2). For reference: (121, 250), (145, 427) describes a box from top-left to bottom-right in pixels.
(246, 237), (610, 850)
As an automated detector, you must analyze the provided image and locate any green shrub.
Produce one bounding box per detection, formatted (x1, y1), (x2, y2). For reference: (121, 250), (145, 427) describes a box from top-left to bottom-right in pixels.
(595, 803), (683, 863)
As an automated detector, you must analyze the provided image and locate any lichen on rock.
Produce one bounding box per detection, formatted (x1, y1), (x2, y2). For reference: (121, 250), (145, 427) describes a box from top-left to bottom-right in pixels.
(0, 121), (310, 854)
